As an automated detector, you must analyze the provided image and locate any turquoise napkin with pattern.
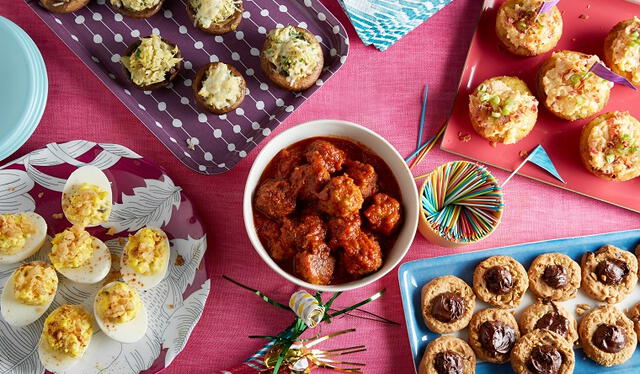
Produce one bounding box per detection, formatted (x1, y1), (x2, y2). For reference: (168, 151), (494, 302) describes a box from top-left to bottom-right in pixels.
(338, 0), (454, 51)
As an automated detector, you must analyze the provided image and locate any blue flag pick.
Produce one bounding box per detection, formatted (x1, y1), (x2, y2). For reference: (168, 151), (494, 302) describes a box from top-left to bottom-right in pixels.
(502, 144), (565, 186)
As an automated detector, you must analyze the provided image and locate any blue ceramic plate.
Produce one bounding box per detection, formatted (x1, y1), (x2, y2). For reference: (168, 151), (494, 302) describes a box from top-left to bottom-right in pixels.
(399, 229), (640, 374)
(0, 16), (47, 162)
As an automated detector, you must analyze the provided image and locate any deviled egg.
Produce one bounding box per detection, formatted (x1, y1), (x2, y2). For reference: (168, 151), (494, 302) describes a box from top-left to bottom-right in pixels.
(0, 212), (48, 264)
(1, 261), (58, 326)
(38, 305), (93, 372)
(61, 165), (112, 227)
(121, 227), (169, 290)
(94, 281), (148, 343)
(49, 225), (111, 284)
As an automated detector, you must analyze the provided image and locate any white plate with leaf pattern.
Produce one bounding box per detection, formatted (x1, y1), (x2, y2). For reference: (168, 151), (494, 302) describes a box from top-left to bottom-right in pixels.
(0, 140), (209, 374)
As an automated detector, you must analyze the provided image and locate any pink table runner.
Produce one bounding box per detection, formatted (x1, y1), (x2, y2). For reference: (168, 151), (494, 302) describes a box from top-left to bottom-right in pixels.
(1, 0), (638, 372)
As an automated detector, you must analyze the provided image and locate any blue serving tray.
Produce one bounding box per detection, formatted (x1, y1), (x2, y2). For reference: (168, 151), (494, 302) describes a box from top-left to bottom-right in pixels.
(399, 229), (640, 374)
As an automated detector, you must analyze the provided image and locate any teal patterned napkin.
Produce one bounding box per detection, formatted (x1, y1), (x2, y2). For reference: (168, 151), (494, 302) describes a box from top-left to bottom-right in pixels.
(338, 0), (454, 51)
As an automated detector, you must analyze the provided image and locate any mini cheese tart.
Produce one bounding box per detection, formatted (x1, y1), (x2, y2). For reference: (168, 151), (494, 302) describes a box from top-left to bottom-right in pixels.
(110, 0), (163, 18)
(187, 0), (243, 35)
(604, 17), (640, 87)
(468, 76), (538, 144)
(49, 225), (111, 284)
(580, 111), (640, 181)
(38, 305), (93, 372)
(94, 281), (148, 343)
(1, 261), (58, 327)
(193, 62), (246, 114)
(538, 50), (613, 121)
(495, 0), (563, 56)
(260, 25), (324, 91)
(0, 212), (47, 264)
(39, 0), (89, 13)
(61, 165), (112, 227)
(121, 227), (170, 290)
(121, 34), (183, 90)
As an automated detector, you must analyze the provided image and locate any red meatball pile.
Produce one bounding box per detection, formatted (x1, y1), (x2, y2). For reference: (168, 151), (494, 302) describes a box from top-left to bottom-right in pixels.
(253, 139), (402, 285)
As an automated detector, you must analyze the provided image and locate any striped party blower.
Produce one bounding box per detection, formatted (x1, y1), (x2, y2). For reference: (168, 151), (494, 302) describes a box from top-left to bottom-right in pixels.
(417, 161), (504, 247)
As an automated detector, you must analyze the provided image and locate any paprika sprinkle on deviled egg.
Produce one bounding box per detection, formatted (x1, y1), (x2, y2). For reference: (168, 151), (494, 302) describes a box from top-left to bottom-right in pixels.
(61, 165), (112, 227)
(0, 212), (48, 264)
(1, 261), (58, 327)
(121, 227), (170, 290)
(94, 281), (148, 343)
(38, 305), (93, 372)
(49, 225), (111, 284)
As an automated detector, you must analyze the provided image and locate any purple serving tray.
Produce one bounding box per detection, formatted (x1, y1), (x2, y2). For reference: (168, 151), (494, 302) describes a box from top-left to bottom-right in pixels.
(26, 0), (349, 174)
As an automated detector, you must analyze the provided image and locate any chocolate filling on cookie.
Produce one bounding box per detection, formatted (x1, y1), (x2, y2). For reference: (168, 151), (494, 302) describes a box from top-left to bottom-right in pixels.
(526, 345), (563, 374)
(592, 324), (627, 353)
(542, 264), (568, 289)
(431, 292), (465, 323)
(478, 320), (516, 357)
(595, 258), (629, 285)
(434, 350), (463, 374)
(535, 312), (569, 338)
(484, 266), (514, 294)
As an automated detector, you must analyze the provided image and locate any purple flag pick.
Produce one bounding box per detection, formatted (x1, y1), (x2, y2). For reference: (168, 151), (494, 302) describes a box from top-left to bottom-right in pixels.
(537, 0), (560, 15)
(589, 62), (637, 90)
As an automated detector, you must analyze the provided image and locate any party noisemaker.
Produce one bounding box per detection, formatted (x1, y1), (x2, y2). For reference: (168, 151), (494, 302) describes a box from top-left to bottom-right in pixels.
(418, 161), (504, 247)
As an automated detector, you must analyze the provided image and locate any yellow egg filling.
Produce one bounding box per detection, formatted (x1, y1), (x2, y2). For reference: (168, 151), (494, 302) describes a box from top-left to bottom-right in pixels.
(125, 227), (167, 275)
(264, 26), (322, 84)
(49, 226), (93, 269)
(97, 282), (141, 324)
(0, 213), (36, 255)
(43, 305), (93, 358)
(62, 182), (111, 226)
(13, 262), (58, 305)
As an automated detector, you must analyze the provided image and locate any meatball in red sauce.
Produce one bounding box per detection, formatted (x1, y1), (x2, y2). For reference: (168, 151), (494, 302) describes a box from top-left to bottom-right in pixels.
(364, 193), (401, 235)
(254, 179), (296, 219)
(317, 175), (364, 217)
(253, 137), (402, 285)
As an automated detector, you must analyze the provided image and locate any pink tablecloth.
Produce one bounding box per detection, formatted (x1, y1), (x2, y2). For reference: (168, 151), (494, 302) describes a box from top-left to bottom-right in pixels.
(1, 0), (638, 372)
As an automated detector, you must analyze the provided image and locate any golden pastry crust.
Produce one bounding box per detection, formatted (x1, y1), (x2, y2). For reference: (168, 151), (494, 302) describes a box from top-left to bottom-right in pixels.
(510, 330), (575, 374)
(518, 299), (578, 344)
(579, 305), (637, 366)
(39, 0), (89, 13)
(421, 275), (475, 334)
(110, 0), (163, 19)
(468, 308), (520, 363)
(537, 50), (612, 121)
(581, 245), (638, 304)
(468, 76), (538, 144)
(193, 62), (246, 114)
(604, 18), (640, 87)
(527, 253), (580, 301)
(473, 255), (528, 309)
(418, 336), (476, 374)
(579, 111), (640, 181)
(186, 0), (243, 35)
(495, 0), (563, 56)
(260, 26), (323, 91)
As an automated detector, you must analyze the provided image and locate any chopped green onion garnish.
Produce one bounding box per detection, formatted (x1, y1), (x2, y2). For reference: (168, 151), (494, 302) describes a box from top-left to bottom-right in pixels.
(480, 93), (492, 102)
(630, 31), (639, 39)
(478, 84), (487, 92)
(606, 153), (615, 163)
(501, 107), (512, 115)
(491, 112), (502, 118)
(569, 74), (581, 85)
(489, 96), (501, 106)
(518, 21), (527, 29)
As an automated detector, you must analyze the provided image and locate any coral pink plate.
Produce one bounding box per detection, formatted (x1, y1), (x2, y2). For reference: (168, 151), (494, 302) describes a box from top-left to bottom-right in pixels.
(441, 0), (640, 213)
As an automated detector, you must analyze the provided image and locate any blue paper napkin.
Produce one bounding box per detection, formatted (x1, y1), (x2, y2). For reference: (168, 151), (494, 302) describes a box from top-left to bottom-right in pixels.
(337, 0), (454, 51)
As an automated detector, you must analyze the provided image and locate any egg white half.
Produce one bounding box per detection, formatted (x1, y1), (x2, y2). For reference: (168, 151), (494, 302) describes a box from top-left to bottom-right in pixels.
(38, 333), (83, 373)
(93, 282), (148, 343)
(56, 237), (111, 284)
(0, 269), (57, 327)
(120, 228), (170, 290)
(61, 165), (113, 228)
(0, 212), (48, 264)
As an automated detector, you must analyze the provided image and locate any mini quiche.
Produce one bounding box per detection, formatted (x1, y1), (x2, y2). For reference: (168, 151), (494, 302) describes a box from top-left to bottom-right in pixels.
(38, 305), (93, 372)
(121, 34), (182, 90)
(580, 111), (640, 181)
(1, 261), (58, 327)
(468, 76), (538, 144)
(538, 50), (613, 121)
(193, 62), (246, 114)
(496, 0), (563, 56)
(187, 0), (243, 35)
(39, 0), (89, 13)
(604, 17), (640, 87)
(110, 0), (163, 18)
(260, 25), (324, 91)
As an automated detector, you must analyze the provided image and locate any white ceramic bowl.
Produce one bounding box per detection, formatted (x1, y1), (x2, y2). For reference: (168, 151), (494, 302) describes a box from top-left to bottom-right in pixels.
(243, 119), (419, 292)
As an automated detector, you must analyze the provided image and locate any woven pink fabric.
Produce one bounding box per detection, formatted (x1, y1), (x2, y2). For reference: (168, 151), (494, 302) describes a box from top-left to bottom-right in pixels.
(1, 0), (638, 372)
